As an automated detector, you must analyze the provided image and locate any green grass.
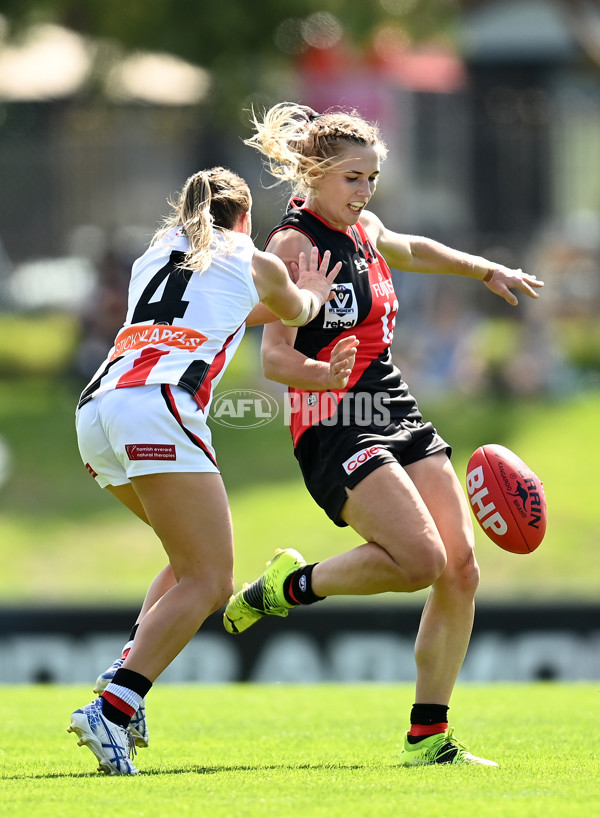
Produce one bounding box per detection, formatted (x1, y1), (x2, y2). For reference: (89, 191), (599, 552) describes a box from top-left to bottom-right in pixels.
(0, 312), (80, 377)
(0, 683), (597, 817)
(0, 343), (599, 603)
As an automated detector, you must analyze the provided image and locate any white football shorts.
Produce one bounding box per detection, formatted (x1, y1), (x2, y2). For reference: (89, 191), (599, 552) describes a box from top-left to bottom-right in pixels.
(76, 383), (219, 488)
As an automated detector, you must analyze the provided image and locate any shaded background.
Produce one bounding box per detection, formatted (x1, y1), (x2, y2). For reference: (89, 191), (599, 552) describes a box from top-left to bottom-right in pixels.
(1, 0), (599, 395)
(0, 0), (599, 681)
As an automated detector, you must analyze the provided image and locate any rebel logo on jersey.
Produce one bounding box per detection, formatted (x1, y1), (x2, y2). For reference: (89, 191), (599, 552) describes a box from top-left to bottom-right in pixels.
(323, 283), (358, 329)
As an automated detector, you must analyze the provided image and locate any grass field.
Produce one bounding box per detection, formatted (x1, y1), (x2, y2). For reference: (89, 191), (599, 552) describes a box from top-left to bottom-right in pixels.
(1, 333), (598, 816)
(0, 683), (597, 817)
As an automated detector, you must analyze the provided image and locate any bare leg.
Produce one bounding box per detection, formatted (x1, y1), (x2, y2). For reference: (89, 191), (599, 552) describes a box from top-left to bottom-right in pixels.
(309, 453), (478, 707)
(405, 455), (479, 705)
(111, 472), (234, 682)
(310, 461), (447, 597)
(107, 483), (177, 623)
(135, 566), (177, 623)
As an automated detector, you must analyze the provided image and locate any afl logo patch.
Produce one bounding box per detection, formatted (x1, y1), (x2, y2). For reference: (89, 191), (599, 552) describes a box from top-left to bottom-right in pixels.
(324, 282), (358, 329)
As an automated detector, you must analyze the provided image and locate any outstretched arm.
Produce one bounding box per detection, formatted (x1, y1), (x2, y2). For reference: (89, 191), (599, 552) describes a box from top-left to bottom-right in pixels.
(251, 247), (340, 325)
(360, 210), (544, 306)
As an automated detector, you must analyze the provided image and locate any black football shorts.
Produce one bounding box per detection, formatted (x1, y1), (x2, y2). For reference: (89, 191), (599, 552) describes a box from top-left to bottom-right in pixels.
(294, 407), (450, 527)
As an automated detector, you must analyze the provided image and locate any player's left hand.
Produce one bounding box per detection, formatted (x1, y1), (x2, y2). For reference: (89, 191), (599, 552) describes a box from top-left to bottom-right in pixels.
(484, 267), (544, 306)
(291, 248), (340, 303)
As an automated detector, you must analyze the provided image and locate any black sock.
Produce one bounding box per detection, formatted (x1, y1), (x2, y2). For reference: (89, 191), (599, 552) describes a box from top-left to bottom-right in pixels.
(101, 668), (152, 728)
(100, 699), (130, 728)
(410, 703), (449, 725)
(111, 668), (152, 698)
(283, 564), (325, 605)
(407, 703), (449, 744)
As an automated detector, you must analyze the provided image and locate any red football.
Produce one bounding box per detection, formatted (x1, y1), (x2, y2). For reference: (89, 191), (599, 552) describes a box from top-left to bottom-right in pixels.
(466, 444), (546, 554)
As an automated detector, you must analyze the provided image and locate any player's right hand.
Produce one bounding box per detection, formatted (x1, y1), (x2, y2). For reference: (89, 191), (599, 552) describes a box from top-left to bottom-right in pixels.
(328, 335), (359, 389)
(484, 266), (544, 306)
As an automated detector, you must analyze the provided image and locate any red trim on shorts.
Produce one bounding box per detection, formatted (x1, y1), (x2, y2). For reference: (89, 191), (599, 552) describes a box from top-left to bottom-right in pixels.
(162, 384), (219, 469)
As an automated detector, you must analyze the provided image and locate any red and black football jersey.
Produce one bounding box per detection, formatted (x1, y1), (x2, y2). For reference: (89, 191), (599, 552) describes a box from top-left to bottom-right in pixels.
(265, 199), (416, 447)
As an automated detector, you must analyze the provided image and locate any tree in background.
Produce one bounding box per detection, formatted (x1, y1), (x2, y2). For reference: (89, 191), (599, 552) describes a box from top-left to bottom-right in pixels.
(0, 0), (460, 121)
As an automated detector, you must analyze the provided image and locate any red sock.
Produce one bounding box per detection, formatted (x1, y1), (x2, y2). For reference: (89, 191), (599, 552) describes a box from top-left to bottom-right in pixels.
(409, 721), (448, 738)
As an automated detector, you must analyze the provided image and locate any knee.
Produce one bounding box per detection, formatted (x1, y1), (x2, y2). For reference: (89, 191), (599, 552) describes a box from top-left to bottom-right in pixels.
(209, 574), (235, 614)
(440, 548), (480, 597)
(388, 543), (447, 593)
(408, 547), (447, 591)
(459, 553), (480, 595)
(217, 578), (235, 611)
(184, 571), (234, 617)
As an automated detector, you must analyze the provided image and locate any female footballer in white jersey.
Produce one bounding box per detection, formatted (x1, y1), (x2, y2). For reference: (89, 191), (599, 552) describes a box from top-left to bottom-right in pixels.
(67, 166), (340, 775)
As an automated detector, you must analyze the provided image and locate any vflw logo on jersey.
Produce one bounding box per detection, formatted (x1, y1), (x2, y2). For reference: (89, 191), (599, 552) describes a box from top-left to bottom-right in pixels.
(323, 282), (358, 329)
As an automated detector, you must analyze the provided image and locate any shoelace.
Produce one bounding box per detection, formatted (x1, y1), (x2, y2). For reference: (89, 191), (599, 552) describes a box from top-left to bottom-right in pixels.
(242, 577), (268, 611)
(430, 727), (470, 763)
(262, 554), (302, 611)
(262, 574), (288, 611)
(126, 729), (137, 761)
(445, 727), (469, 751)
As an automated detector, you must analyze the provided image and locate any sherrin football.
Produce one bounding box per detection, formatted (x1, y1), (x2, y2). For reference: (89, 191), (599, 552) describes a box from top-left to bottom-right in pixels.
(466, 444), (546, 554)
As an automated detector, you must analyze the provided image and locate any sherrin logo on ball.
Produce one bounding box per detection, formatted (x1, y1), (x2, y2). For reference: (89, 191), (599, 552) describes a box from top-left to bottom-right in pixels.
(466, 444), (547, 554)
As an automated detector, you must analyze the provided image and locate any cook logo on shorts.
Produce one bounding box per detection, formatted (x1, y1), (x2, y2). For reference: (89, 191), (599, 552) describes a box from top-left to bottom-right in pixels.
(211, 389), (279, 429)
(342, 445), (382, 475)
(324, 282), (358, 329)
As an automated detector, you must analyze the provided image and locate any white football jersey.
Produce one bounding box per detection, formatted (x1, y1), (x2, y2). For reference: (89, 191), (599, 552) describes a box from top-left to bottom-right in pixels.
(79, 227), (259, 412)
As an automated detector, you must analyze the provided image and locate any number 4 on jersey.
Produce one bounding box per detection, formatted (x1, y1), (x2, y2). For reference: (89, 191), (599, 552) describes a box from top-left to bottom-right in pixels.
(131, 251), (191, 325)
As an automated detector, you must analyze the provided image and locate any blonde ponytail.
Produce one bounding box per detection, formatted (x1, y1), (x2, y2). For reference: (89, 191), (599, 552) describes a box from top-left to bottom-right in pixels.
(151, 167), (251, 273)
(180, 172), (214, 272)
(245, 102), (387, 193)
(245, 103), (319, 187)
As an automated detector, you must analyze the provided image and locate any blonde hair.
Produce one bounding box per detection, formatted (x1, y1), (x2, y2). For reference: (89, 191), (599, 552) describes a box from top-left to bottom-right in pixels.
(244, 102), (387, 193)
(152, 166), (251, 272)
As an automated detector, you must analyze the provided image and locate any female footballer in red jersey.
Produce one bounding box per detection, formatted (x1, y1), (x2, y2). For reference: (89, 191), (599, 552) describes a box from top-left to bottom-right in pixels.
(223, 103), (544, 767)
(68, 166), (340, 775)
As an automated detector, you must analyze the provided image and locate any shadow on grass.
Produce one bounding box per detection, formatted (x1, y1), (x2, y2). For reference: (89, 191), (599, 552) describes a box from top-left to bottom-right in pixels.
(4, 762), (381, 780)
